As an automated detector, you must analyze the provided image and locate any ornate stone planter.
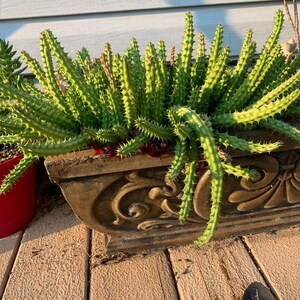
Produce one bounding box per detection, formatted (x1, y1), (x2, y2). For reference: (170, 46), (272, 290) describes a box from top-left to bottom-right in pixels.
(44, 135), (300, 253)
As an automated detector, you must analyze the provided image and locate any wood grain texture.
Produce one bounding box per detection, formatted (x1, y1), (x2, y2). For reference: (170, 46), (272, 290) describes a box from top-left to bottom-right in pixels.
(2, 184), (89, 300)
(90, 231), (179, 300)
(169, 238), (266, 300)
(0, 2), (293, 69)
(0, 0), (277, 20)
(0, 231), (22, 297)
(243, 226), (300, 300)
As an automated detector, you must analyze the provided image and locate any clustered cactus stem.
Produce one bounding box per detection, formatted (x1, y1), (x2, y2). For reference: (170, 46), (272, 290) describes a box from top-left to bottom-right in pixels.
(1, 10), (299, 246)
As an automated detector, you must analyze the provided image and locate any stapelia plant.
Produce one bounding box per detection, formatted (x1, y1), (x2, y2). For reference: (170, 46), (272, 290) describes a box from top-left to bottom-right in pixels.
(0, 11), (299, 245)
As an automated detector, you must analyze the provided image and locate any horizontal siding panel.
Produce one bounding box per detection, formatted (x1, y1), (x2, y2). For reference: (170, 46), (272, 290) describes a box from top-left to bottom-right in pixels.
(0, 0), (279, 20)
(0, 3), (293, 72)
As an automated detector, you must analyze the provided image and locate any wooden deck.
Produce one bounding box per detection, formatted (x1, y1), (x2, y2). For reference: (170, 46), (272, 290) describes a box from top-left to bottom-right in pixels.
(1, 178), (300, 300)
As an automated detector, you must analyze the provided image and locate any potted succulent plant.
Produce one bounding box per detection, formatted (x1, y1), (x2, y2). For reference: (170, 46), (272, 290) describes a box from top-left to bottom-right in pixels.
(0, 11), (299, 251)
(0, 39), (37, 238)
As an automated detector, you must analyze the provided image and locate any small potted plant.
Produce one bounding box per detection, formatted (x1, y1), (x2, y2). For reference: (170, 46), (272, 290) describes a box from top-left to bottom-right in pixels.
(0, 39), (36, 238)
(0, 11), (299, 250)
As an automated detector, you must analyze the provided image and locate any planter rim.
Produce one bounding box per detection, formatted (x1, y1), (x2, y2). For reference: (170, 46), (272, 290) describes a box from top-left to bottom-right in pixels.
(45, 124), (300, 181)
(45, 149), (174, 181)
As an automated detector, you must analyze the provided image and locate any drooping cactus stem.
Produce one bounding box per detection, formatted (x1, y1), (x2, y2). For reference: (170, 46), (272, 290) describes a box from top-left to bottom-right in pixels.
(179, 140), (198, 223)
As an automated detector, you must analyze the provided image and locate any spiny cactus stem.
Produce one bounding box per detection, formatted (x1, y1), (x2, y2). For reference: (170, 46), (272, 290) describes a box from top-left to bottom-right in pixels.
(221, 162), (259, 181)
(39, 33), (68, 112)
(261, 118), (300, 143)
(135, 118), (174, 141)
(212, 89), (300, 127)
(100, 52), (116, 90)
(43, 30), (101, 119)
(22, 134), (90, 157)
(20, 51), (46, 87)
(116, 134), (148, 158)
(167, 139), (186, 180)
(13, 105), (73, 141)
(0, 155), (37, 194)
(179, 140), (198, 223)
(172, 107), (223, 246)
(217, 132), (282, 153)
(119, 57), (137, 128)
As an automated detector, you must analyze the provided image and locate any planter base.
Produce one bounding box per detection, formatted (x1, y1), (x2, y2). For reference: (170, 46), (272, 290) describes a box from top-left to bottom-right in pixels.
(106, 205), (300, 252)
(45, 148), (300, 253)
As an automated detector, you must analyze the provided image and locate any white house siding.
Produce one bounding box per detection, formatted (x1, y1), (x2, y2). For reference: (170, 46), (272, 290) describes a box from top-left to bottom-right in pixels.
(0, 0), (294, 71)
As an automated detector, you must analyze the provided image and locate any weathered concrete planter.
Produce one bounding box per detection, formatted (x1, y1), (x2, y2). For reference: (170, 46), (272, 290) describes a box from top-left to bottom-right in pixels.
(44, 134), (300, 253)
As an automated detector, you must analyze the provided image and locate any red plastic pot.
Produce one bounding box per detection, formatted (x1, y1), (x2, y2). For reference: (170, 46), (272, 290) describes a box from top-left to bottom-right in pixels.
(0, 154), (36, 238)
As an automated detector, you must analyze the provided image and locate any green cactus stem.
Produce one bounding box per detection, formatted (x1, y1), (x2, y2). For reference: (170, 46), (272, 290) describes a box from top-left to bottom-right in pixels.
(221, 162), (259, 181)
(119, 57), (137, 128)
(261, 119), (300, 143)
(0, 132), (38, 144)
(249, 68), (300, 110)
(217, 132), (282, 153)
(197, 46), (230, 112)
(116, 134), (148, 158)
(181, 12), (195, 78)
(94, 129), (118, 143)
(212, 89), (299, 127)
(106, 88), (124, 126)
(207, 24), (224, 74)
(217, 31), (256, 107)
(216, 11), (284, 113)
(0, 81), (77, 130)
(83, 127), (118, 143)
(39, 34), (69, 113)
(0, 155), (37, 194)
(22, 134), (90, 157)
(12, 105), (73, 141)
(144, 43), (157, 119)
(172, 107), (223, 246)
(112, 124), (129, 139)
(190, 33), (206, 88)
(21, 51), (46, 87)
(0, 116), (26, 134)
(167, 139), (186, 180)
(42, 30), (102, 121)
(135, 118), (173, 141)
(179, 140), (198, 223)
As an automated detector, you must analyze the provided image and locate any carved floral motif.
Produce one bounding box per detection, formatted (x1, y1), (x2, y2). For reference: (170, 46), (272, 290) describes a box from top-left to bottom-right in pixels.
(105, 151), (300, 231)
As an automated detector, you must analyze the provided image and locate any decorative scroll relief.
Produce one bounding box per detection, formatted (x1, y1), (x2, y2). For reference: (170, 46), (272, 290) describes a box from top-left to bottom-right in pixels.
(92, 150), (300, 232)
(226, 151), (300, 211)
(194, 151), (300, 218)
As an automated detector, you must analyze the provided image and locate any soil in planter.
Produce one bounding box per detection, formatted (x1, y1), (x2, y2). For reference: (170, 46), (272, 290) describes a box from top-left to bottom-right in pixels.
(0, 145), (22, 164)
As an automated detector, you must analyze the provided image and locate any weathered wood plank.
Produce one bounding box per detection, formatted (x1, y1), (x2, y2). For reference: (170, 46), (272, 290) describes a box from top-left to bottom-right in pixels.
(243, 226), (300, 300)
(2, 183), (89, 300)
(0, 2), (292, 67)
(0, 231), (22, 297)
(169, 238), (266, 300)
(0, 0), (278, 20)
(90, 231), (179, 300)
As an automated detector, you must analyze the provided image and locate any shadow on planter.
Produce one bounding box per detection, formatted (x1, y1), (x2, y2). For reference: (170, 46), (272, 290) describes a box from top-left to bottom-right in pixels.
(0, 154), (37, 238)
